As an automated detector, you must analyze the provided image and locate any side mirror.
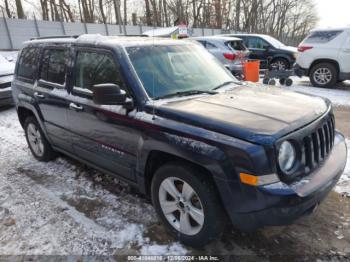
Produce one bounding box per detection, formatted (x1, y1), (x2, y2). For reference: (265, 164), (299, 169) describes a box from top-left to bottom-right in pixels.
(92, 83), (131, 107)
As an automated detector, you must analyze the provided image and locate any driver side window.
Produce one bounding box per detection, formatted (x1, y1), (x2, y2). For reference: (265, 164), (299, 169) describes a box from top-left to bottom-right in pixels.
(73, 50), (125, 97)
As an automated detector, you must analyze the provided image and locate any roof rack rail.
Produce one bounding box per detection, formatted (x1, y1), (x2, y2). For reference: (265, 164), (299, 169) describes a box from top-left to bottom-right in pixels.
(30, 35), (80, 41)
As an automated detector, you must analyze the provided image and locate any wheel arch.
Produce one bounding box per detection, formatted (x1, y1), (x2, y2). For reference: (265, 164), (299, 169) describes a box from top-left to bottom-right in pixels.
(143, 150), (218, 198)
(309, 59), (340, 77)
(270, 55), (292, 67)
(17, 105), (49, 140)
(17, 106), (36, 128)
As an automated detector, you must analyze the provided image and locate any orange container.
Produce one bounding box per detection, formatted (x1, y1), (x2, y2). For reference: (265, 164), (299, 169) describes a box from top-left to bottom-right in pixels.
(243, 60), (260, 82)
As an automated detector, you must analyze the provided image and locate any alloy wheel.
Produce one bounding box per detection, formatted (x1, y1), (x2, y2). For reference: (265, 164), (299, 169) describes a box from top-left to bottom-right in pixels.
(313, 67), (332, 85)
(27, 123), (44, 157)
(158, 177), (204, 236)
(271, 60), (287, 70)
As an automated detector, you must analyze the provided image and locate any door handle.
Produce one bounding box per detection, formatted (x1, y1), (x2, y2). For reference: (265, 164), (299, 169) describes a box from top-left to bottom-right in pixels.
(69, 102), (84, 111)
(34, 92), (45, 99)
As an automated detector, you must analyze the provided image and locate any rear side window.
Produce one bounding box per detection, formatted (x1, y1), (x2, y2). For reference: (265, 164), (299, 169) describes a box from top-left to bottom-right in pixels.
(227, 40), (247, 51)
(304, 30), (343, 44)
(40, 49), (68, 85)
(74, 51), (125, 91)
(17, 47), (39, 80)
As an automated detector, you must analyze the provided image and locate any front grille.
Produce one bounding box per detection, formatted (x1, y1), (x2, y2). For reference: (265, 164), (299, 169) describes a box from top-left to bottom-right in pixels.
(278, 111), (336, 182)
(301, 116), (335, 173)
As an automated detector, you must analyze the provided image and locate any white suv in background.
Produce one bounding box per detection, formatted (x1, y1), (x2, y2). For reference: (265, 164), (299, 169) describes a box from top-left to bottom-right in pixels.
(296, 27), (350, 88)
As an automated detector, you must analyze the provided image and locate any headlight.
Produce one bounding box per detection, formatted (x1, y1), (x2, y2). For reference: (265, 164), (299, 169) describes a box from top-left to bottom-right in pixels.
(278, 141), (296, 173)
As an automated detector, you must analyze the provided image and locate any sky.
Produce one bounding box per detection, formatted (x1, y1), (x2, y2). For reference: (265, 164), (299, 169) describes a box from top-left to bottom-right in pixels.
(316, 0), (350, 28)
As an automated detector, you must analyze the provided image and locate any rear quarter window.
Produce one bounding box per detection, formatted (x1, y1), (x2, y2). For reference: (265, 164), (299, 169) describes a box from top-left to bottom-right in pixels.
(304, 30), (343, 44)
(17, 47), (39, 80)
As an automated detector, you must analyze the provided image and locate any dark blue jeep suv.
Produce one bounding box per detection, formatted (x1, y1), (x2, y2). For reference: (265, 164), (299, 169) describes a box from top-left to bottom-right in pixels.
(12, 35), (347, 247)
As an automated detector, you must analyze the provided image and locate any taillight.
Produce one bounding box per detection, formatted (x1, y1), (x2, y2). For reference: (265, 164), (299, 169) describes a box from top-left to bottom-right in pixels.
(298, 46), (313, 52)
(223, 53), (236, 60)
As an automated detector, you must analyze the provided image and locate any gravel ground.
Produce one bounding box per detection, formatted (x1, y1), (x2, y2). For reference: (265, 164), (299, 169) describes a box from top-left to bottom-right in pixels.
(0, 80), (349, 258)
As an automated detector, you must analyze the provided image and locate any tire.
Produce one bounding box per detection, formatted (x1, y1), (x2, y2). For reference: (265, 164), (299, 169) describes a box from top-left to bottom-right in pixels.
(151, 162), (227, 247)
(268, 79), (276, 85)
(24, 116), (56, 162)
(263, 78), (269, 85)
(270, 58), (290, 70)
(285, 78), (293, 86)
(309, 63), (338, 88)
(279, 78), (286, 85)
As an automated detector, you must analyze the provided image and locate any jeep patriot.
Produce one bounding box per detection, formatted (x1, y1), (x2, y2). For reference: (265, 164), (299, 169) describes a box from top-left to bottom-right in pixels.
(11, 35), (347, 247)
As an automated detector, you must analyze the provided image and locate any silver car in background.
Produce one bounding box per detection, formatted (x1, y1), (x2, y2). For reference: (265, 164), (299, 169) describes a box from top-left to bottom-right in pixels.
(0, 54), (15, 107)
(191, 36), (249, 78)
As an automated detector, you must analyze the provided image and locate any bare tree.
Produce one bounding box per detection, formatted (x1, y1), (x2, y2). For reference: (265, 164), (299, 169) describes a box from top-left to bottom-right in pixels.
(15, 0), (25, 18)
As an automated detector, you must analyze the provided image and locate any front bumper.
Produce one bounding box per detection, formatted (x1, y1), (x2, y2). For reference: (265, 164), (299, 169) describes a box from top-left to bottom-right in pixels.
(0, 87), (13, 107)
(228, 132), (347, 231)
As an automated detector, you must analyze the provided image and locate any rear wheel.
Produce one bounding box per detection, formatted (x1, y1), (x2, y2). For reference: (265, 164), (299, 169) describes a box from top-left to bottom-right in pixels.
(309, 63), (338, 88)
(270, 58), (290, 70)
(151, 162), (227, 247)
(24, 117), (56, 161)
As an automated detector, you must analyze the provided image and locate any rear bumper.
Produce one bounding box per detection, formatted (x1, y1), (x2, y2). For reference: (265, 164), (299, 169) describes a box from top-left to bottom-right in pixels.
(228, 132), (347, 231)
(0, 88), (13, 107)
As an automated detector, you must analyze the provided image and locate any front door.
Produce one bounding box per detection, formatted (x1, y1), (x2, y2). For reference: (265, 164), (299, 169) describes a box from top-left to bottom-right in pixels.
(66, 48), (139, 182)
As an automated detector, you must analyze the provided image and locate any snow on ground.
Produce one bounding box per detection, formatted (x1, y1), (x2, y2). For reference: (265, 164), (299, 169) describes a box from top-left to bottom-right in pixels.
(284, 77), (350, 107)
(335, 139), (350, 197)
(0, 108), (187, 255)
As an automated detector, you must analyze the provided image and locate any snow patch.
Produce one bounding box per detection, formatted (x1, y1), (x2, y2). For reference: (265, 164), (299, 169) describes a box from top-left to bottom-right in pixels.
(0, 108), (186, 255)
(283, 77), (350, 107)
(335, 139), (350, 196)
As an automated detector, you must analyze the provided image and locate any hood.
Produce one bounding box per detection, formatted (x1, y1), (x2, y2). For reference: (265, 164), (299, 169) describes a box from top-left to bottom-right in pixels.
(0, 62), (15, 76)
(280, 45), (298, 53)
(154, 85), (329, 145)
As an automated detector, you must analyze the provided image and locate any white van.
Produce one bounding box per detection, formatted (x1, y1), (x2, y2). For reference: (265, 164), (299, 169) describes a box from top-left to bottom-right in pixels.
(296, 27), (350, 88)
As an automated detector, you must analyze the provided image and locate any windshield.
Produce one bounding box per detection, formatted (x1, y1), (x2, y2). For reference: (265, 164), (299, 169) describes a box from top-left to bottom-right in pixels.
(260, 35), (285, 48)
(126, 44), (236, 99)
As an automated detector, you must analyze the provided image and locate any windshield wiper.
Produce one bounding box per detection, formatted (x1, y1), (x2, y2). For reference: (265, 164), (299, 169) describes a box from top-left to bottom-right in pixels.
(212, 81), (239, 91)
(154, 90), (217, 100)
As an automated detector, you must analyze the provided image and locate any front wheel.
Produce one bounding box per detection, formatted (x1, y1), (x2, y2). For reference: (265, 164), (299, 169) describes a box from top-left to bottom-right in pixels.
(151, 163), (227, 247)
(309, 63), (338, 88)
(24, 116), (56, 161)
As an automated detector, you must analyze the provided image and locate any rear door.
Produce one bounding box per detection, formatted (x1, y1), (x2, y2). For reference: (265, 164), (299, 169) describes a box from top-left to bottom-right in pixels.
(35, 47), (71, 151)
(65, 48), (139, 182)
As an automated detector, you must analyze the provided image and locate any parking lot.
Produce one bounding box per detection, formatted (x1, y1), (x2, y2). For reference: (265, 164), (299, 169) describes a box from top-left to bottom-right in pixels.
(0, 79), (349, 258)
